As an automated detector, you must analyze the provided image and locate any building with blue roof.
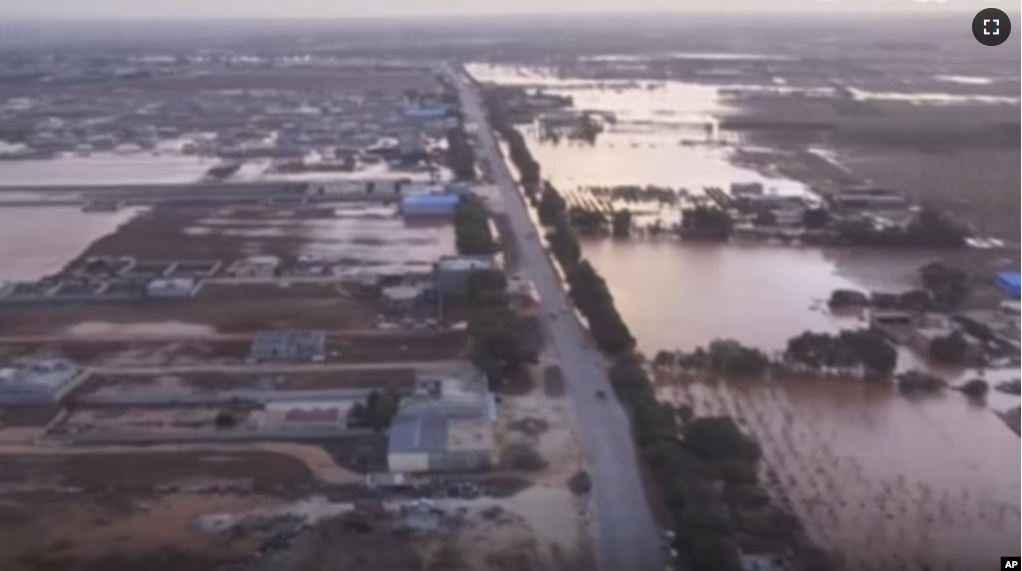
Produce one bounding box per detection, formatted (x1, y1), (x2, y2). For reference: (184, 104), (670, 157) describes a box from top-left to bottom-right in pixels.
(399, 193), (460, 217)
(996, 272), (1021, 300)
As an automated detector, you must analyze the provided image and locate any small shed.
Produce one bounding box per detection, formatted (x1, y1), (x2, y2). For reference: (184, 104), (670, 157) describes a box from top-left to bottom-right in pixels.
(995, 272), (1021, 300)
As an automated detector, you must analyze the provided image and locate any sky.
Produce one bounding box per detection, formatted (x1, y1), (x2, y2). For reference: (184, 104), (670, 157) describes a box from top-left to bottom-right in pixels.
(0, 0), (997, 19)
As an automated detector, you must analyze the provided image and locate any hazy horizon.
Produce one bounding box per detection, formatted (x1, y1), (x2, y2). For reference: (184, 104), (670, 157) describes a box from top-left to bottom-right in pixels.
(0, 0), (1002, 20)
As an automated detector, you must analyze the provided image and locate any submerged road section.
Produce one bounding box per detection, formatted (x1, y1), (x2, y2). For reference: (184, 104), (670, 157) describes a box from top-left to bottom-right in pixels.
(447, 63), (666, 571)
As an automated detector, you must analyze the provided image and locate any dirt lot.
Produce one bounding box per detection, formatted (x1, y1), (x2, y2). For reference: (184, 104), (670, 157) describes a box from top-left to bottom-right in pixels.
(217, 489), (594, 571)
(0, 330), (468, 369)
(0, 283), (378, 336)
(0, 451), (313, 491)
(74, 368), (420, 399)
(0, 492), (284, 571)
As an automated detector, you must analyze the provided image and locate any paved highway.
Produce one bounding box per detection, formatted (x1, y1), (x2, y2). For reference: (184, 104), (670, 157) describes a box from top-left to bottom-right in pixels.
(448, 64), (666, 571)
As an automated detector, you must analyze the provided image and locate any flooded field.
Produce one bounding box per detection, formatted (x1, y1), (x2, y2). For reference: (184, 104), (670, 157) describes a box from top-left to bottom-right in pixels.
(580, 239), (930, 352)
(0, 206), (144, 281)
(0, 154), (215, 186)
(660, 377), (1020, 571)
(471, 60), (1021, 570)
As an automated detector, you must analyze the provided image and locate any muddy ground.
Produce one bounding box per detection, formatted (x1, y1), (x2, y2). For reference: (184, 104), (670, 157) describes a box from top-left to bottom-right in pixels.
(0, 451), (314, 491)
(73, 368), (420, 399)
(0, 329), (468, 369)
(0, 69), (440, 99)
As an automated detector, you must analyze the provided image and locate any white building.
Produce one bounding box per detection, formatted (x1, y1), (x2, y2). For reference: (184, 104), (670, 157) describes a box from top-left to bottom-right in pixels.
(0, 358), (87, 405)
(382, 285), (425, 312)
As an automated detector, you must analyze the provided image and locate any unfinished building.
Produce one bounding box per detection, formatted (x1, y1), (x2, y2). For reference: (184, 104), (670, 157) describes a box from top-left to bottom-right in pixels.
(249, 331), (327, 363)
(0, 358), (88, 405)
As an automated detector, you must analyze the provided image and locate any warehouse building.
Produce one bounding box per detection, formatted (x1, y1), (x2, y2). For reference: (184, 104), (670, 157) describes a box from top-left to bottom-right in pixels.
(399, 193), (460, 218)
(386, 365), (497, 473)
(0, 358), (88, 405)
(387, 414), (496, 473)
(434, 255), (499, 296)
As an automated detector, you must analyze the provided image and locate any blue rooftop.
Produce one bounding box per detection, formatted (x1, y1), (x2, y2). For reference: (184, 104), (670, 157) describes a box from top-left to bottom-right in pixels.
(996, 272), (1021, 299)
(401, 193), (460, 207)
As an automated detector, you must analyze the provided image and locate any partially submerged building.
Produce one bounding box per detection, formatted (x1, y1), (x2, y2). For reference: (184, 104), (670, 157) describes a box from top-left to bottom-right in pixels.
(0, 358), (87, 405)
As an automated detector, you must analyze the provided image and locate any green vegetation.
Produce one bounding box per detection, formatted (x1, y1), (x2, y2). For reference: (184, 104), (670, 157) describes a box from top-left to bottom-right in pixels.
(653, 341), (771, 378)
(929, 331), (969, 364)
(611, 210), (632, 238)
(453, 195), (498, 256)
(920, 261), (970, 308)
(463, 254), (537, 390)
(681, 206), (734, 241)
(609, 357), (803, 571)
(786, 330), (898, 376)
(446, 126), (477, 182)
(486, 87), (817, 569)
(483, 91), (541, 193)
(837, 208), (969, 249)
(349, 390), (402, 431)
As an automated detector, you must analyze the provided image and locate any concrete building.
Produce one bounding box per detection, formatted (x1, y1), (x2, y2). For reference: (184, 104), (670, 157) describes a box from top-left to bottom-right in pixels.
(387, 414), (496, 473)
(399, 193), (460, 217)
(0, 358), (87, 405)
(386, 365), (497, 473)
(146, 277), (198, 299)
(434, 255), (499, 296)
(382, 284), (425, 312)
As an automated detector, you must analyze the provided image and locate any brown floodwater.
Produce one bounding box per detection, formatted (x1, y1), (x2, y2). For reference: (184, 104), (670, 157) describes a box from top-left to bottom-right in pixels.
(661, 377), (1020, 571)
(0, 207), (145, 281)
(471, 61), (1022, 570)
